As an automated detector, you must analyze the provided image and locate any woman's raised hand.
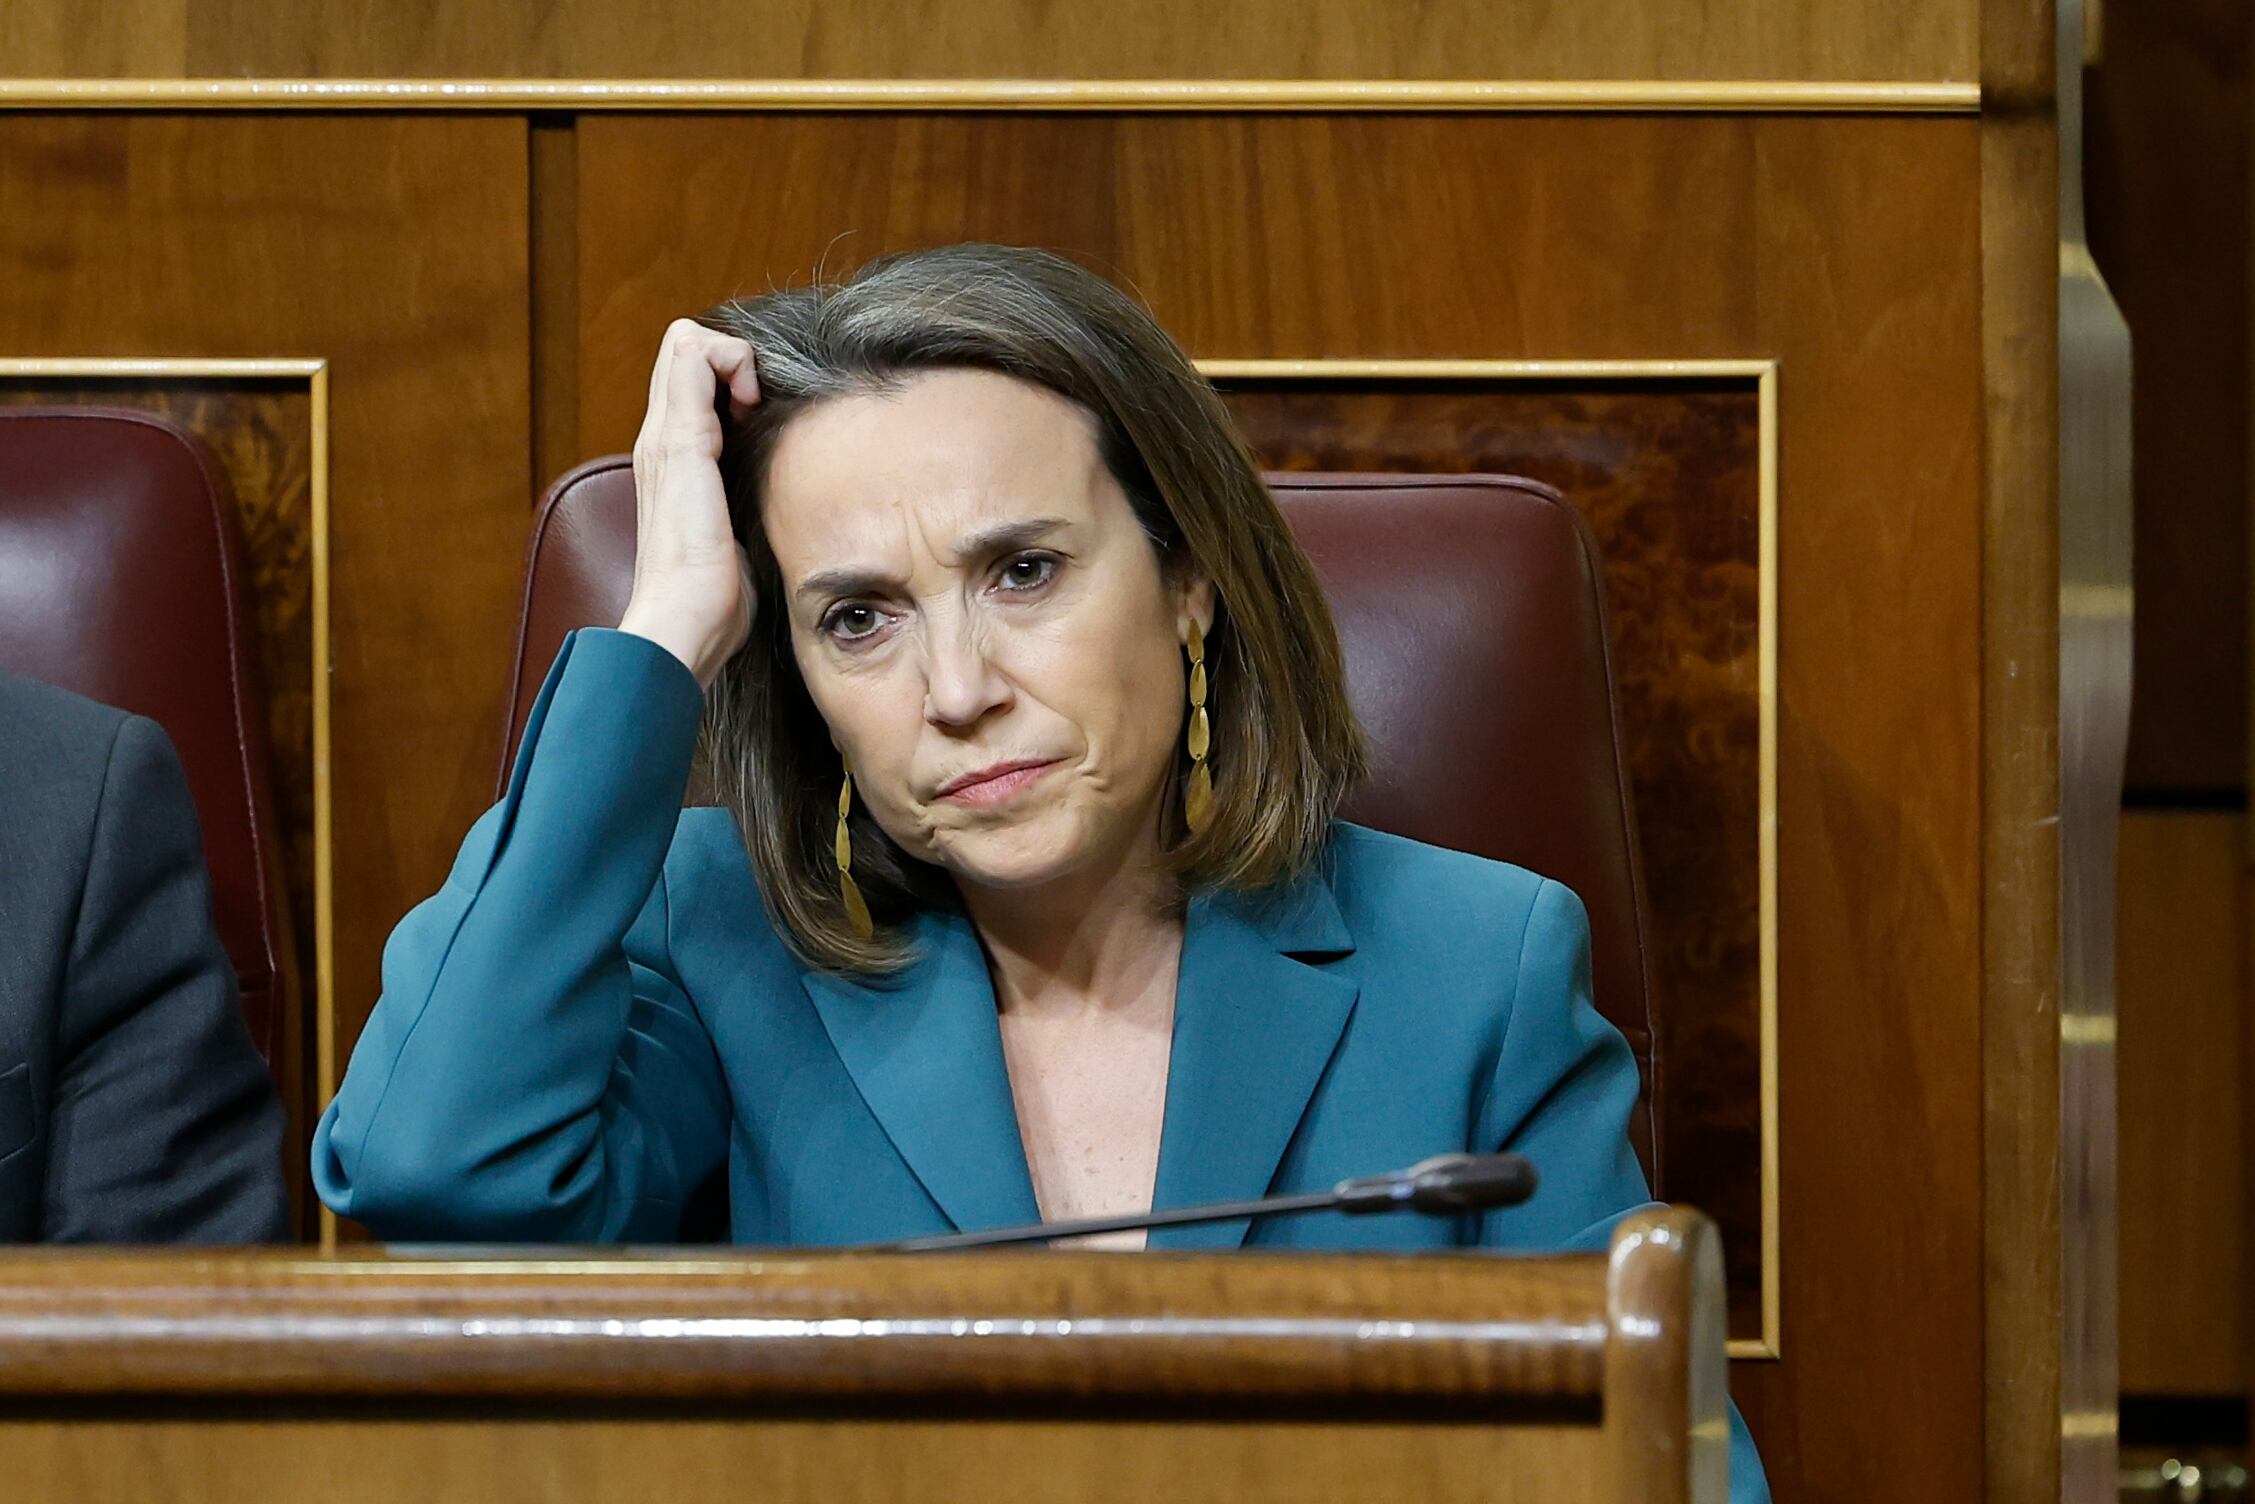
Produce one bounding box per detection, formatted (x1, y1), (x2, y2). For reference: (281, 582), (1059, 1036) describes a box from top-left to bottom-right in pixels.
(616, 319), (763, 691)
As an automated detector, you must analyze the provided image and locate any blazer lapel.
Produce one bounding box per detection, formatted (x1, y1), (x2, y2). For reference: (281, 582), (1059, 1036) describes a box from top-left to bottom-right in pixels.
(1148, 870), (1359, 1250)
(800, 907), (1042, 1235)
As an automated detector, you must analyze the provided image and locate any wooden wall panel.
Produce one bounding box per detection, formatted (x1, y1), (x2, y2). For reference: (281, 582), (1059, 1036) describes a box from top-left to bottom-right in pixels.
(0, 114), (534, 1155)
(2117, 812), (2247, 1396)
(0, 0), (187, 77)
(575, 115), (1764, 448)
(5, 1417), (1608, 1504)
(570, 111), (1985, 1502)
(0, 0), (1976, 86)
(1976, 0), (2066, 1493)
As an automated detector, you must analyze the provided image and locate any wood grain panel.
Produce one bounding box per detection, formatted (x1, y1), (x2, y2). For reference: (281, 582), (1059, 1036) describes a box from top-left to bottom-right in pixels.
(1751, 115), (1984, 1494)
(0, 0), (186, 78)
(2085, 0), (2250, 795)
(1979, 0), (2066, 1492)
(1, 1419), (1612, 1504)
(574, 114), (1762, 451)
(0, 114), (534, 1186)
(2117, 812), (2246, 1396)
(1218, 378), (1766, 1335)
(572, 111), (1985, 1502)
(0, 1244), (1619, 1398)
(0, 0), (1975, 86)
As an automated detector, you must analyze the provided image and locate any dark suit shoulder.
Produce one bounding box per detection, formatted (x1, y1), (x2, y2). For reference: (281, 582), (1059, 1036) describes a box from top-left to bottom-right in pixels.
(0, 669), (132, 809)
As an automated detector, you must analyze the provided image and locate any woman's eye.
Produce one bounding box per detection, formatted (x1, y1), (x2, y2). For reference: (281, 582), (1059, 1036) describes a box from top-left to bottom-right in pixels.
(823, 604), (886, 642)
(996, 553), (1058, 593)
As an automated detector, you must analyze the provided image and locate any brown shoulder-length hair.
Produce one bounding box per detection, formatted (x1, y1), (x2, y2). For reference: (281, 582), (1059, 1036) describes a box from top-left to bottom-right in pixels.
(696, 243), (1367, 974)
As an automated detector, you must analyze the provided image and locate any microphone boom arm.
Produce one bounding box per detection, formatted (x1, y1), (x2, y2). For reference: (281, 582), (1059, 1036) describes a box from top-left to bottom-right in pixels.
(861, 1153), (1537, 1253)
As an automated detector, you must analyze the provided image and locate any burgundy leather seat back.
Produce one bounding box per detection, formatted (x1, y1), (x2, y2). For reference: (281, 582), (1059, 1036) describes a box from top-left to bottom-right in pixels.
(0, 408), (296, 1068)
(505, 459), (1660, 1177)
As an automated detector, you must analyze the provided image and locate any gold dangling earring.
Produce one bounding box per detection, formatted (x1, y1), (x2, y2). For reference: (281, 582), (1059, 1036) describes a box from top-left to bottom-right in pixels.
(1184, 619), (1213, 834)
(835, 760), (874, 941)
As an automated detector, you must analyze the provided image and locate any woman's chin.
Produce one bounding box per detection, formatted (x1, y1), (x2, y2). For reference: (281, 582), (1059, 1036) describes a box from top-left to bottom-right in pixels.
(936, 843), (1080, 894)
(927, 807), (1103, 892)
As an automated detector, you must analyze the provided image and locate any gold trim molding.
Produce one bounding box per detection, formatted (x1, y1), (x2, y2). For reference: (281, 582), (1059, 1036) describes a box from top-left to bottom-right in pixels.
(0, 77), (1980, 113)
(1198, 357), (1783, 1363)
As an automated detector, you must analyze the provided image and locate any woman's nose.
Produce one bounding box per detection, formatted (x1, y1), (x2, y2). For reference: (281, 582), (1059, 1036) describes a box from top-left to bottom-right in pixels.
(921, 616), (1012, 729)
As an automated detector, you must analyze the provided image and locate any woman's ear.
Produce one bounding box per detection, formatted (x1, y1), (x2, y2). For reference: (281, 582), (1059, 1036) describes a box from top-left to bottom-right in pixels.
(1175, 570), (1217, 645)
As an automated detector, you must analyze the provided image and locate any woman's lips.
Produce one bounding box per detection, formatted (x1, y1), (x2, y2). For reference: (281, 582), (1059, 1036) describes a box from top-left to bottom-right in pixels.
(937, 759), (1062, 806)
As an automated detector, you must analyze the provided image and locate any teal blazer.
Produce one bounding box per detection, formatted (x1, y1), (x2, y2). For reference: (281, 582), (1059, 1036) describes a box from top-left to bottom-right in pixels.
(314, 627), (1766, 1498)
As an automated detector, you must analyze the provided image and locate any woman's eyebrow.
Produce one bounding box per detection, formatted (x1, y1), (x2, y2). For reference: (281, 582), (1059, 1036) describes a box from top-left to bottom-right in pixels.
(795, 564), (896, 604)
(950, 516), (1069, 561)
(793, 517), (1070, 603)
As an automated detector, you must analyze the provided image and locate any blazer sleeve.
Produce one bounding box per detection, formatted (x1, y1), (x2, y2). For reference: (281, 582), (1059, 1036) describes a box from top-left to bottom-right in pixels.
(1474, 877), (1773, 1504)
(47, 714), (288, 1243)
(1472, 877), (1651, 1249)
(312, 628), (730, 1242)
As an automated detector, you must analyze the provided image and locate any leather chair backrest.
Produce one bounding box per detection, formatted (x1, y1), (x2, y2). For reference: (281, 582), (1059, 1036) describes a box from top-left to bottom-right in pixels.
(0, 408), (297, 1069)
(504, 459), (1661, 1178)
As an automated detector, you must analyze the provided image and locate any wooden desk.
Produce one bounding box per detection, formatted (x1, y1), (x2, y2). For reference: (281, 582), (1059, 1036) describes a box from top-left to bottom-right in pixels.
(0, 1207), (1725, 1503)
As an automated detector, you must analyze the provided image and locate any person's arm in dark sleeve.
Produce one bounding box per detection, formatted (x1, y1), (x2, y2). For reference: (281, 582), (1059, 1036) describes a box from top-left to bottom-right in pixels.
(44, 714), (289, 1243)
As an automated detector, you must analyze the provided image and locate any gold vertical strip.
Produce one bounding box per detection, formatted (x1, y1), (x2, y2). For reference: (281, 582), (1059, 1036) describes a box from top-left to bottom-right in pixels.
(309, 361), (338, 1255)
(1756, 361), (1781, 1361)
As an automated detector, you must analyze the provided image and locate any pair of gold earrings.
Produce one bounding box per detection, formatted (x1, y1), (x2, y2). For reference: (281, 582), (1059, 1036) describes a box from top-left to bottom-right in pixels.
(830, 621), (1214, 932)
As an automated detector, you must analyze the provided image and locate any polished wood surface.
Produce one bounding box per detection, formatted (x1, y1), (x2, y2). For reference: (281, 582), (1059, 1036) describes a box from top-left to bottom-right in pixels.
(0, 1211), (1725, 1504)
(0, 0), (1974, 85)
(0, 115), (535, 1169)
(4, 1421), (1614, 1504)
(1979, 0), (2070, 1498)
(0, 1251), (1611, 1401)
(2118, 813), (2246, 1395)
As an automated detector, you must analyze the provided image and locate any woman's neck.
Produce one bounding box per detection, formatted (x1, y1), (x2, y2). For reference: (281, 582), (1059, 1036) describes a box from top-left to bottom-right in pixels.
(956, 823), (1185, 1020)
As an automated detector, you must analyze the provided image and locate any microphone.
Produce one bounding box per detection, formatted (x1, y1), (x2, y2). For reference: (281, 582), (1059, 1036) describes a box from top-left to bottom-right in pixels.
(864, 1152), (1538, 1252)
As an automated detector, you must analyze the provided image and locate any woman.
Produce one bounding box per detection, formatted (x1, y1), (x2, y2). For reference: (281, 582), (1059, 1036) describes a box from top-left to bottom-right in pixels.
(314, 244), (1764, 1495)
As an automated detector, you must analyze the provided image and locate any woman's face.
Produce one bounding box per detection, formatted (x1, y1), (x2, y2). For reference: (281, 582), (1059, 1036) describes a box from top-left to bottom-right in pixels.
(761, 369), (1214, 895)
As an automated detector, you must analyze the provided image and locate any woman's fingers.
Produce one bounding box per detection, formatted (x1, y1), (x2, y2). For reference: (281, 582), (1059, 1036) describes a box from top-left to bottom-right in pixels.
(707, 335), (763, 414)
(618, 320), (762, 688)
(638, 319), (758, 451)
(650, 329), (758, 459)
(642, 317), (696, 422)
